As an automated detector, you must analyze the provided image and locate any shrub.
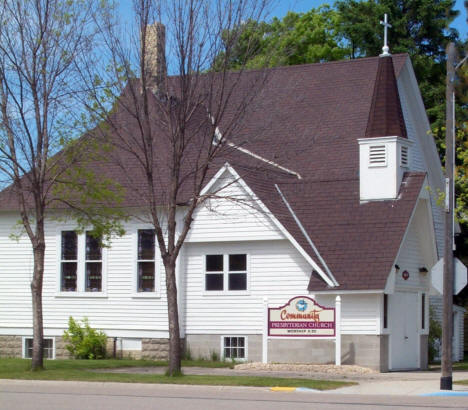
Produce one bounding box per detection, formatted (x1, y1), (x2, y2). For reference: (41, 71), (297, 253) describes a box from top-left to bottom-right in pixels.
(63, 317), (107, 359)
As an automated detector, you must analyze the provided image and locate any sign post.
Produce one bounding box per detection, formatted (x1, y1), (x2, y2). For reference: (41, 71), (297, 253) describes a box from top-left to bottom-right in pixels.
(262, 297), (268, 364)
(335, 295), (341, 366)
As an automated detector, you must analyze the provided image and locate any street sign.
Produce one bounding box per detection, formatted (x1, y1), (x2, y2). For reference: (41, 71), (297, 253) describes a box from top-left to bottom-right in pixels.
(431, 257), (468, 295)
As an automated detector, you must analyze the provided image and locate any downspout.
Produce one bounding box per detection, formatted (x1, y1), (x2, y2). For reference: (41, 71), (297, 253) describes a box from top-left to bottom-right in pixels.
(275, 184), (339, 287)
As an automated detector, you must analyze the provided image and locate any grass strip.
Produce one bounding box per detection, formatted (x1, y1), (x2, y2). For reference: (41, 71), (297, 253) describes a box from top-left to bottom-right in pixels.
(0, 358), (354, 390)
(454, 380), (468, 385)
(429, 357), (468, 372)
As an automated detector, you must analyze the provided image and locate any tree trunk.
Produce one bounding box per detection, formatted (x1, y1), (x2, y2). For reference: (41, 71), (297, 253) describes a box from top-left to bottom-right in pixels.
(31, 237), (45, 370)
(165, 260), (181, 376)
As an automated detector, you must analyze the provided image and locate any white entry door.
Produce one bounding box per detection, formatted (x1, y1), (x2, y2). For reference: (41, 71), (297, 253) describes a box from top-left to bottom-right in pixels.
(389, 292), (419, 370)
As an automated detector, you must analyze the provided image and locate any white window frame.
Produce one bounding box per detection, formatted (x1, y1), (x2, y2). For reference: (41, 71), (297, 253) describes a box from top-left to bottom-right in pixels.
(220, 335), (248, 361)
(22, 336), (55, 360)
(132, 226), (160, 298)
(55, 229), (108, 298)
(203, 253), (250, 295)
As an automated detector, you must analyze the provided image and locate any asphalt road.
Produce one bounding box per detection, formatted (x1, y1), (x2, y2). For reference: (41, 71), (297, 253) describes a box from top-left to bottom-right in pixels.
(1, 380), (468, 410)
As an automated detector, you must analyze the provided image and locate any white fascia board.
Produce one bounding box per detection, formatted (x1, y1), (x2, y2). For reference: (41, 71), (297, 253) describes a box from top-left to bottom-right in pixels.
(205, 162), (335, 287)
(398, 59), (444, 189)
(199, 163), (231, 197)
(421, 182), (439, 266)
(357, 136), (413, 145)
(384, 267), (396, 294)
(310, 289), (383, 295)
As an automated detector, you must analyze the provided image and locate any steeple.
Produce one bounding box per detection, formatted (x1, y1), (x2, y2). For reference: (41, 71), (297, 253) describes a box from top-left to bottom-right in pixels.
(358, 15), (411, 202)
(365, 55), (408, 139)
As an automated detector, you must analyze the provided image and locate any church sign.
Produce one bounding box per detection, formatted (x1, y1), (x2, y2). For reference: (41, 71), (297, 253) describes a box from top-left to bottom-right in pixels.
(268, 296), (335, 337)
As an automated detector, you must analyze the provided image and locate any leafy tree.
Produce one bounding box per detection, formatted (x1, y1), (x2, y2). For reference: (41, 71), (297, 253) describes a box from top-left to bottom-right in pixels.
(335, 0), (459, 145)
(216, 1), (468, 240)
(213, 6), (348, 70)
(0, 0), (124, 370)
(88, 0), (272, 376)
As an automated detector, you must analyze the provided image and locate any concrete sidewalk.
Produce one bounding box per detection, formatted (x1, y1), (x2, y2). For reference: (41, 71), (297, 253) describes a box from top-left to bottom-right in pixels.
(104, 365), (468, 396)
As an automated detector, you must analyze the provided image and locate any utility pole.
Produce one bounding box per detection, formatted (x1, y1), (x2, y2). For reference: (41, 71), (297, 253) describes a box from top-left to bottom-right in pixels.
(440, 42), (456, 391)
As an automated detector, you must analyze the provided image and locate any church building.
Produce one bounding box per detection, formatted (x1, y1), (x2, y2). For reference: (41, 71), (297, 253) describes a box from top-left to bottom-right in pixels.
(0, 22), (464, 371)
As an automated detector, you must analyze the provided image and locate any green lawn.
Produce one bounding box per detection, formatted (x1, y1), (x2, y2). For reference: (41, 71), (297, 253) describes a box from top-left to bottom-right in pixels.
(0, 358), (355, 390)
(430, 356), (468, 372)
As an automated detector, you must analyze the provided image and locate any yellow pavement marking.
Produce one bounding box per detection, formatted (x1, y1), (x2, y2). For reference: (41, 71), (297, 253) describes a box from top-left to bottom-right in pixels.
(270, 387), (297, 392)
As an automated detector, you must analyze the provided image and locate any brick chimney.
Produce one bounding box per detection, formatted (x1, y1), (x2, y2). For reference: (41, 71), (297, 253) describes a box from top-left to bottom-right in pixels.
(142, 23), (167, 96)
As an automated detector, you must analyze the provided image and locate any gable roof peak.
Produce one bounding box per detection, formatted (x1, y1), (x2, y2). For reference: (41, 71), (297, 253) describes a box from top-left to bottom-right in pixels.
(364, 55), (408, 139)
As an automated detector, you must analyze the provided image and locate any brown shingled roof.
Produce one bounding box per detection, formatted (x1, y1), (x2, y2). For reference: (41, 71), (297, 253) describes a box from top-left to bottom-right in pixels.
(239, 169), (425, 291)
(0, 54), (424, 292)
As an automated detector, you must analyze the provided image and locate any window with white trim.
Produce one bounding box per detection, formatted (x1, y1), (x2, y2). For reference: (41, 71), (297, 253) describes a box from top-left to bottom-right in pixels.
(60, 231), (103, 293)
(85, 234), (102, 291)
(24, 338), (54, 359)
(137, 229), (156, 292)
(61, 231), (78, 291)
(369, 145), (387, 167)
(205, 254), (247, 291)
(223, 336), (246, 360)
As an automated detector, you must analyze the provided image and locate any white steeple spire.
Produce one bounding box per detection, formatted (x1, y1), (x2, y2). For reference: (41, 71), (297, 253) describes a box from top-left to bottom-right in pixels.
(380, 14), (392, 57)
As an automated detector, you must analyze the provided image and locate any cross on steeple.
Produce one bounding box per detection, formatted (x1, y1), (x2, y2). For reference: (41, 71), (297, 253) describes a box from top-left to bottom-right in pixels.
(380, 14), (392, 57)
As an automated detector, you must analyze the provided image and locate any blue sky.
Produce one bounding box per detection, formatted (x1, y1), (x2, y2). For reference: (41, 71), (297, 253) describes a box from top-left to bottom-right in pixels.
(271, 0), (468, 40)
(118, 1), (468, 41)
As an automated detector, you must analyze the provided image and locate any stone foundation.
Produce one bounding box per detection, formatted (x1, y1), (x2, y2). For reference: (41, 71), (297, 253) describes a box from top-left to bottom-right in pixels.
(185, 334), (262, 362)
(55, 336), (71, 359)
(0, 332), (404, 372)
(0, 336), (22, 358)
(186, 334), (390, 372)
(141, 338), (170, 360)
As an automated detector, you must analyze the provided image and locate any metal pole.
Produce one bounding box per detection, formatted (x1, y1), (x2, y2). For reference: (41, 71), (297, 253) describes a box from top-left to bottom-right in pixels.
(440, 42), (456, 391)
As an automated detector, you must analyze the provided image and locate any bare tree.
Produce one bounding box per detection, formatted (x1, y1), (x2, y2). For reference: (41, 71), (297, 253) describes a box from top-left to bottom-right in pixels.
(87, 0), (273, 375)
(0, 0), (123, 370)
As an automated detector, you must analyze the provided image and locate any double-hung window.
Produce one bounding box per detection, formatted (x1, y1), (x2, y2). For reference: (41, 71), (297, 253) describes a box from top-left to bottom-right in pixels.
(59, 231), (103, 294)
(61, 231), (78, 291)
(85, 234), (102, 292)
(137, 229), (156, 292)
(205, 254), (248, 292)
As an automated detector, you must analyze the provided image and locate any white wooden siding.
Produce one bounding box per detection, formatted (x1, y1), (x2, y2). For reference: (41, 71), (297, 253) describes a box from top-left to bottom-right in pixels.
(183, 241), (381, 335)
(0, 214), (170, 337)
(398, 61), (465, 360)
(186, 172), (284, 243)
(395, 200), (433, 292)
